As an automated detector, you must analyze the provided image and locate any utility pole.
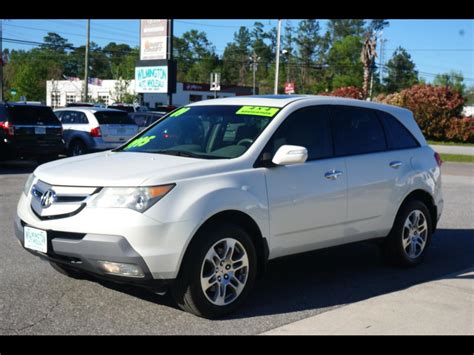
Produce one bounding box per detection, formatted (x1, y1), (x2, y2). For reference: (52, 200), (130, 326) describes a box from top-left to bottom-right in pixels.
(274, 19), (282, 95)
(0, 19), (3, 102)
(249, 51), (260, 95)
(167, 19), (174, 106)
(84, 19), (90, 102)
(379, 33), (386, 83)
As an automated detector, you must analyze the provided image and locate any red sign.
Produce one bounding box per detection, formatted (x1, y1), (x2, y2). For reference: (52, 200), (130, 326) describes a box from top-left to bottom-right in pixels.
(284, 82), (295, 94)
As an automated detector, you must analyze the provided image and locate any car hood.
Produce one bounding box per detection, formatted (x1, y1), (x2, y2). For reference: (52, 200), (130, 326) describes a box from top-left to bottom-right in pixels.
(34, 151), (232, 187)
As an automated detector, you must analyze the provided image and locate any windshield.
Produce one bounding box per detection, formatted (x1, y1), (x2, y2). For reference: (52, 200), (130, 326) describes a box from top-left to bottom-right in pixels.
(118, 105), (279, 159)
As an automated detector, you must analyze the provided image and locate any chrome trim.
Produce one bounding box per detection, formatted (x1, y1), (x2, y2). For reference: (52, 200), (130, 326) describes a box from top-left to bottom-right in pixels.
(389, 161), (403, 169)
(324, 170), (343, 180)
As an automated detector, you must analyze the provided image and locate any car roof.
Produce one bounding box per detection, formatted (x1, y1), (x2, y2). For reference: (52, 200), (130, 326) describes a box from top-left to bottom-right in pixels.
(54, 107), (125, 113)
(187, 94), (412, 114)
(1, 101), (50, 108)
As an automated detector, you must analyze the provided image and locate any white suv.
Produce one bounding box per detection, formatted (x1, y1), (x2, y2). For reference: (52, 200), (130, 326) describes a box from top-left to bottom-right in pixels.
(16, 95), (443, 318)
(54, 107), (138, 156)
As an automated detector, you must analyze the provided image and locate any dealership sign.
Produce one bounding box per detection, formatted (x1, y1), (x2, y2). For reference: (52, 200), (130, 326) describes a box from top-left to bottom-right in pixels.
(140, 20), (168, 60)
(135, 66), (168, 93)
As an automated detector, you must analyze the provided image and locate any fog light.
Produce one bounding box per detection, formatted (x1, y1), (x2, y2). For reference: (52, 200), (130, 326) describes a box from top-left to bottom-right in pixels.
(97, 261), (144, 278)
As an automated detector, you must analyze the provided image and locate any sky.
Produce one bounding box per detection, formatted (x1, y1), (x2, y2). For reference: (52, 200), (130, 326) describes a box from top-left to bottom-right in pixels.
(2, 19), (473, 85)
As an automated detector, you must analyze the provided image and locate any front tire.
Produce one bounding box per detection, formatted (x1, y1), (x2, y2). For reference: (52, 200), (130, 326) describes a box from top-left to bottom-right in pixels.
(69, 140), (87, 156)
(383, 200), (432, 267)
(171, 222), (257, 318)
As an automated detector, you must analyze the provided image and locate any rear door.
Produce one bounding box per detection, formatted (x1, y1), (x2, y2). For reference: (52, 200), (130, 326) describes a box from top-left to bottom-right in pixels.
(6, 105), (62, 146)
(94, 110), (138, 143)
(330, 105), (411, 240)
(263, 106), (348, 257)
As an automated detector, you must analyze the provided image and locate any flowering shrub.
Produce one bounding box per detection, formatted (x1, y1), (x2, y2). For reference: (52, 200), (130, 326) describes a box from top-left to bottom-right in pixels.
(320, 86), (364, 100)
(376, 84), (467, 141)
(445, 117), (474, 143)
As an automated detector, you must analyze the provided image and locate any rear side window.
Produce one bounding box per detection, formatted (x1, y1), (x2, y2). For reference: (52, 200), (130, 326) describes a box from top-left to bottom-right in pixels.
(6, 106), (60, 125)
(267, 106), (333, 161)
(60, 111), (89, 124)
(331, 106), (387, 156)
(377, 111), (419, 150)
(94, 111), (136, 125)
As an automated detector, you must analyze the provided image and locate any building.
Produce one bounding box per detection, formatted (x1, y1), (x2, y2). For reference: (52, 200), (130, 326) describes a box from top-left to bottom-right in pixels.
(462, 105), (474, 117)
(46, 79), (255, 109)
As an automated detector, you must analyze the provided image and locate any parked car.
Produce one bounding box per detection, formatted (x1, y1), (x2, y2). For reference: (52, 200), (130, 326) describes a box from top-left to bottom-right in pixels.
(0, 102), (65, 162)
(15, 95), (443, 319)
(129, 111), (166, 132)
(54, 107), (139, 156)
(107, 103), (149, 113)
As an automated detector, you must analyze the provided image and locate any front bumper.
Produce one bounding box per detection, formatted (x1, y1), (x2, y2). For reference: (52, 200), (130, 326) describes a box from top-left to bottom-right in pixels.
(14, 216), (171, 291)
(16, 192), (198, 281)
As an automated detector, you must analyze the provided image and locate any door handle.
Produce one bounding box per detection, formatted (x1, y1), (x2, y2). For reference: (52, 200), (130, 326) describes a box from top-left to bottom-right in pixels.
(389, 161), (403, 169)
(325, 170), (343, 180)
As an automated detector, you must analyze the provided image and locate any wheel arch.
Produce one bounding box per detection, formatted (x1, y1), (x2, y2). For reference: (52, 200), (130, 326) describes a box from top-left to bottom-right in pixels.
(396, 189), (438, 233)
(178, 209), (269, 279)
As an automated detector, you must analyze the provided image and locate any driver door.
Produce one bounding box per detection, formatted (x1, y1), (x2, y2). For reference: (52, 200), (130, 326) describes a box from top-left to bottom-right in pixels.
(262, 106), (348, 258)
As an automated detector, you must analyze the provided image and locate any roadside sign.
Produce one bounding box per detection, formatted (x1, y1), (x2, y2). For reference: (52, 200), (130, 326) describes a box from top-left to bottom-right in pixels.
(210, 73), (221, 91)
(10, 88), (17, 96)
(135, 65), (168, 93)
(284, 82), (295, 94)
(140, 20), (169, 60)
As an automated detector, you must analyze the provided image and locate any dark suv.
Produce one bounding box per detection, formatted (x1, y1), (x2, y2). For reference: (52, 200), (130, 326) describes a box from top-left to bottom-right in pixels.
(0, 102), (65, 162)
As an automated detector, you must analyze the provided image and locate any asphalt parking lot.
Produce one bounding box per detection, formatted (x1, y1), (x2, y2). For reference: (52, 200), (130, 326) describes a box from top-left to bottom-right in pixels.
(0, 160), (472, 335)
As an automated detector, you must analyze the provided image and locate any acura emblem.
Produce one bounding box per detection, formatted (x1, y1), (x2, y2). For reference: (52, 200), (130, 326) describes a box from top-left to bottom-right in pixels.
(40, 189), (56, 208)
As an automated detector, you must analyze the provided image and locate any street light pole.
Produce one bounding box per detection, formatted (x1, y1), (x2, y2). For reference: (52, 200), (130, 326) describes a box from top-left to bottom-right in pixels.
(250, 51), (260, 95)
(84, 19), (90, 102)
(274, 19), (282, 95)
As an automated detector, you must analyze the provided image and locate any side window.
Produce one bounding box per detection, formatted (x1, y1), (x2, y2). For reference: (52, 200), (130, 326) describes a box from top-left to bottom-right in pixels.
(267, 106), (333, 161)
(60, 111), (74, 124)
(331, 106), (387, 156)
(77, 112), (89, 124)
(377, 111), (419, 150)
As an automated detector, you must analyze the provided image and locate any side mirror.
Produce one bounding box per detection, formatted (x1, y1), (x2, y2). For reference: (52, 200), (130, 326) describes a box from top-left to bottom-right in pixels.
(272, 145), (308, 166)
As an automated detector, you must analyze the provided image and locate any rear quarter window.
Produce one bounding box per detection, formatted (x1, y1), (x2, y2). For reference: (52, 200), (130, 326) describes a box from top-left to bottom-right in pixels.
(6, 106), (60, 125)
(94, 111), (136, 125)
(377, 111), (420, 150)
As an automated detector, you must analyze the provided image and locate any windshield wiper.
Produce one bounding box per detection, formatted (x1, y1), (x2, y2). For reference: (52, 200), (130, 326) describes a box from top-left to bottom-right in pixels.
(154, 150), (203, 158)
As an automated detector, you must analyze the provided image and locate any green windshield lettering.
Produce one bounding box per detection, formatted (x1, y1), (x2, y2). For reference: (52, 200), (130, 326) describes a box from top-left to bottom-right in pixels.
(236, 106), (279, 117)
(170, 107), (190, 117)
(124, 135), (156, 149)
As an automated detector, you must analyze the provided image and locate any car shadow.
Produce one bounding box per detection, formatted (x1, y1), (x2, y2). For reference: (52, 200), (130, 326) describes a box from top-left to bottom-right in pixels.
(80, 228), (474, 319)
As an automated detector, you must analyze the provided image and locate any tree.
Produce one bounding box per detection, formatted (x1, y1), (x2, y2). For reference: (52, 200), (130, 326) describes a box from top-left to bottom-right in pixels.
(295, 20), (324, 93)
(222, 27), (251, 86)
(41, 32), (73, 52)
(360, 32), (377, 99)
(327, 36), (364, 90)
(383, 47), (418, 93)
(327, 20), (366, 43)
(433, 71), (466, 96)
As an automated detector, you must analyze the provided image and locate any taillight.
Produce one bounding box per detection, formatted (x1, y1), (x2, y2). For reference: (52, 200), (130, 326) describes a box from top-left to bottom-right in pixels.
(90, 127), (102, 137)
(434, 152), (443, 167)
(0, 121), (14, 137)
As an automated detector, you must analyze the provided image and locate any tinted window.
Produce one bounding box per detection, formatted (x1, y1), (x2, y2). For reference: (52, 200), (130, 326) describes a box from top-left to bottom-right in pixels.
(266, 106), (333, 160)
(332, 106), (387, 156)
(94, 111), (136, 125)
(377, 111), (419, 150)
(6, 106), (60, 125)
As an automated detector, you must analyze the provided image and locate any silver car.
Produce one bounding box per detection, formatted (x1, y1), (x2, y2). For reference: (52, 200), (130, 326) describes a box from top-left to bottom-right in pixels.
(54, 107), (139, 156)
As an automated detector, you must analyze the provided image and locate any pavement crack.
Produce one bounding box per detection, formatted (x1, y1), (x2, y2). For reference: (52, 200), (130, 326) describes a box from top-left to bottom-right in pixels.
(14, 286), (75, 334)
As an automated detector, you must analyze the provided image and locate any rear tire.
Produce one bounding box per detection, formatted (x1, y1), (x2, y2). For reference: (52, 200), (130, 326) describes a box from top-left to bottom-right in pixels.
(69, 140), (87, 156)
(171, 222), (257, 319)
(383, 200), (432, 267)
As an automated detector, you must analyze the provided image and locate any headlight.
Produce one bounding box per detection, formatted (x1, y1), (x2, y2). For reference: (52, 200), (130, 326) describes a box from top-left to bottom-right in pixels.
(88, 184), (175, 213)
(24, 174), (36, 196)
